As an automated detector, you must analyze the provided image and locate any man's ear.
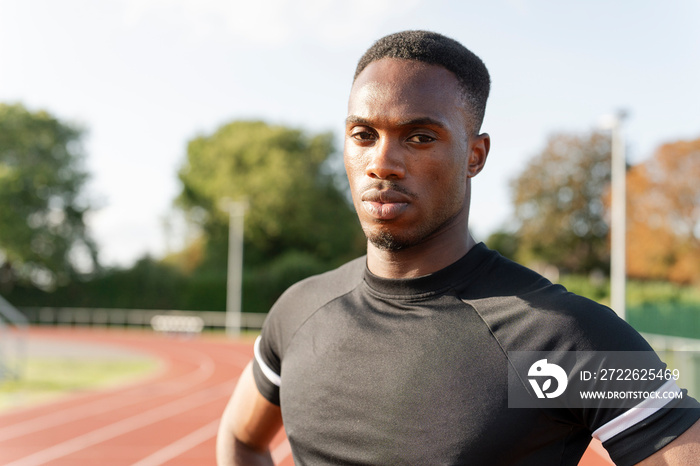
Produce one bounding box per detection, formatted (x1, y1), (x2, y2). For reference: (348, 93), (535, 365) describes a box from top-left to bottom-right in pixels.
(467, 133), (490, 178)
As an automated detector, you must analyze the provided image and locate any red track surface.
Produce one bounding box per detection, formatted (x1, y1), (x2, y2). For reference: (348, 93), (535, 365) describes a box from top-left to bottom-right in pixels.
(0, 327), (292, 466)
(0, 327), (612, 465)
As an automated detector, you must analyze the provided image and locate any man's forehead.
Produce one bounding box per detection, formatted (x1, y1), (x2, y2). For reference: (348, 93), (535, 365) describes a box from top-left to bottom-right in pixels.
(347, 58), (465, 123)
(354, 57), (449, 80)
(347, 81), (389, 110)
(352, 58), (456, 91)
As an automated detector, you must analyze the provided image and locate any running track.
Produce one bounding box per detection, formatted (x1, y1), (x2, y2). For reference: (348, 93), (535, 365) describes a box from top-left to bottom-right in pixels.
(0, 327), (612, 465)
(0, 327), (293, 466)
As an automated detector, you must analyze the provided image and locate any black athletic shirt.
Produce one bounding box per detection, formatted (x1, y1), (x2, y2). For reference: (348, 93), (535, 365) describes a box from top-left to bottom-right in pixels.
(253, 243), (700, 465)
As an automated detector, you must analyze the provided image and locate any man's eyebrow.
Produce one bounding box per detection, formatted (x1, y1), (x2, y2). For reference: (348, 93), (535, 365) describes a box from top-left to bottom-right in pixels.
(345, 115), (371, 126)
(396, 117), (447, 129)
(345, 115), (447, 128)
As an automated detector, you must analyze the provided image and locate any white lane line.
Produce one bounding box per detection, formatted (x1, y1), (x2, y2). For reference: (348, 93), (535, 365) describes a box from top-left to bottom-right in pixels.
(129, 417), (293, 466)
(131, 418), (221, 466)
(271, 438), (292, 464)
(4, 381), (234, 466)
(0, 346), (233, 441)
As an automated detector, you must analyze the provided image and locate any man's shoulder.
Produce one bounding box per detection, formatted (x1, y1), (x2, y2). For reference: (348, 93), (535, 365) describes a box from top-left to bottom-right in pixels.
(461, 246), (560, 300)
(467, 247), (599, 310)
(265, 255), (366, 326)
(466, 248), (647, 352)
(284, 255), (366, 298)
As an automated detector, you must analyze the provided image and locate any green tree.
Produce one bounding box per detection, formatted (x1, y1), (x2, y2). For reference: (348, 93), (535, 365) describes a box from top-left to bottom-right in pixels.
(485, 230), (519, 261)
(177, 120), (364, 270)
(0, 103), (96, 291)
(510, 131), (612, 273)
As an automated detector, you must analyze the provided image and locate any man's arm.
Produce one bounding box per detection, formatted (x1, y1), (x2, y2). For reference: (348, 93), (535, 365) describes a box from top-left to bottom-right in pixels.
(635, 419), (700, 465)
(217, 361), (283, 466)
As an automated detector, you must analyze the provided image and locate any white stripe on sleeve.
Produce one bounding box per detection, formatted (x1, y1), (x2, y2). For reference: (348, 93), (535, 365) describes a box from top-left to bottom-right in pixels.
(592, 378), (682, 443)
(254, 335), (281, 387)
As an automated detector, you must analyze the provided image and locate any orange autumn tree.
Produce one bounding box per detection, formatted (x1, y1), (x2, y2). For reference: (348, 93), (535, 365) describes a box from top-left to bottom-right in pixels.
(626, 136), (700, 284)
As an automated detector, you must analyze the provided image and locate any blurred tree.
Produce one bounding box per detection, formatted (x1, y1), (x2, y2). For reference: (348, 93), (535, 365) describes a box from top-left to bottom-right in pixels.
(485, 230), (519, 261)
(177, 120), (364, 271)
(0, 103), (97, 292)
(510, 131), (612, 273)
(627, 137), (700, 284)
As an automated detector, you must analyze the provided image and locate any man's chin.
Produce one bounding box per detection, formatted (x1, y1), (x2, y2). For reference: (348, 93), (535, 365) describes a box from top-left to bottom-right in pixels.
(367, 230), (413, 252)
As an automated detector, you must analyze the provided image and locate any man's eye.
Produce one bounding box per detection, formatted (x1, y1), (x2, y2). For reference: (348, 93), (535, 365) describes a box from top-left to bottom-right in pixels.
(408, 134), (435, 143)
(352, 131), (375, 141)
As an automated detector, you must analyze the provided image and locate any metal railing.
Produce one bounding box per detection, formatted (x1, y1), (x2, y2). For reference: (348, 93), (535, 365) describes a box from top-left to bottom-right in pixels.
(0, 294), (29, 381)
(19, 306), (267, 331)
(642, 333), (700, 398)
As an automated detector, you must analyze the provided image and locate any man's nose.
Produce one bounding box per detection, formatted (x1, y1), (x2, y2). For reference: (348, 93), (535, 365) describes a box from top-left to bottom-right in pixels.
(365, 138), (406, 180)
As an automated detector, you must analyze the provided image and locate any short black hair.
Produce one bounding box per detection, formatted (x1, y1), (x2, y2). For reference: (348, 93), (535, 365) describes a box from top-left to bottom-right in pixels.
(354, 30), (491, 133)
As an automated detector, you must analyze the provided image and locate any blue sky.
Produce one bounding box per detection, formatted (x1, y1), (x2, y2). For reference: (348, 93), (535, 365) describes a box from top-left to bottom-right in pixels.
(1, 0), (699, 267)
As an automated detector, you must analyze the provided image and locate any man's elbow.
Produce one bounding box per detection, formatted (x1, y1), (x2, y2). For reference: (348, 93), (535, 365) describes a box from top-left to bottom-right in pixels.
(216, 361), (283, 466)
(216, 431), (274, 466)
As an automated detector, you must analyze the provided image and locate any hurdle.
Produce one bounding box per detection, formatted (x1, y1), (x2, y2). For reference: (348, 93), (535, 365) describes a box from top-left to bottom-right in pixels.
(150, 314), (205, 336)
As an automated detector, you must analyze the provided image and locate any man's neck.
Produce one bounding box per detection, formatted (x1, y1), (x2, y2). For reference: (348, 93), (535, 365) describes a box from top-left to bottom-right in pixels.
(366, 231), (478, 279)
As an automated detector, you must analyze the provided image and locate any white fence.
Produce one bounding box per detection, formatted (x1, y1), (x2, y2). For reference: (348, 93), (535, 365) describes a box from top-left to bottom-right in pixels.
(19, 307), (267, 331)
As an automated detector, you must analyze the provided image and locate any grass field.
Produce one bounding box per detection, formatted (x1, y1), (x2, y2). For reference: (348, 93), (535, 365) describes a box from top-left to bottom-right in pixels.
(560, 275), (700, 339)
(0, 356), (158, 412)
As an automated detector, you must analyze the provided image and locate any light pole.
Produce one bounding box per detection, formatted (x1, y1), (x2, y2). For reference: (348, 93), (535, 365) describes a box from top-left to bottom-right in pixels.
(222, 199), (247, 337)
(600, 111), (627, 320)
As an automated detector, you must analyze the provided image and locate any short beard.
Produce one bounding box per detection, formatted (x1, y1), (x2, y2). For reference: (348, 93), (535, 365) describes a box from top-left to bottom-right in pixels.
(367, 229), (411, 251)
(363, 207), (465, 253)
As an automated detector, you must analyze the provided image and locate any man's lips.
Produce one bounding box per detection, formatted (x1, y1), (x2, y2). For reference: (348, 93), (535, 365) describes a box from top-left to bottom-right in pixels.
(360, 189), (411, 220)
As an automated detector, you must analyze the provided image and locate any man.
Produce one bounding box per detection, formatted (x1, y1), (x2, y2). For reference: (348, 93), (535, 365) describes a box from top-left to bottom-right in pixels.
(217, 31), (700, 465)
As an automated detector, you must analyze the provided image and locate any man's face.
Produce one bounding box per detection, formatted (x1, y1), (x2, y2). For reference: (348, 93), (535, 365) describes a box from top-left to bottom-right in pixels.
(344, 58), (486, 251)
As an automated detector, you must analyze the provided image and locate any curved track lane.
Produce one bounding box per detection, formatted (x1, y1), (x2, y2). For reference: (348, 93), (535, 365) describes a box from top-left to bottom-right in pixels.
(0, 327), (292, 466)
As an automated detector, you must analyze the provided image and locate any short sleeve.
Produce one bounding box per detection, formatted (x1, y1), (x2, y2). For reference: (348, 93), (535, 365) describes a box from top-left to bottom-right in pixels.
(252, 334), (281, 405)
(497, 284), (700, 465)
(248, 256), (367, 408)
(599, 390), (700, 465)
(252, 302), (286, 405)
